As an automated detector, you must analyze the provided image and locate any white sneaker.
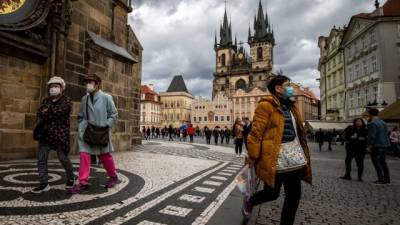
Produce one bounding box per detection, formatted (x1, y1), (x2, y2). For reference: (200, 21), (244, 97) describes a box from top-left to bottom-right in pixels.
(31, 183), (50, 194)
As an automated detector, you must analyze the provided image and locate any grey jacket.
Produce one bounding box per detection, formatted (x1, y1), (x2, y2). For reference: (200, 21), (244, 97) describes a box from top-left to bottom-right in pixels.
(367, 118), (390, 148)
(77, 90), (118, 155)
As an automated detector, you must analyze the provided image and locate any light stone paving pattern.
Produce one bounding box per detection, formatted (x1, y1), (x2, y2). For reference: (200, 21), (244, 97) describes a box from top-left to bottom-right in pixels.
(0, 140), (242, 225)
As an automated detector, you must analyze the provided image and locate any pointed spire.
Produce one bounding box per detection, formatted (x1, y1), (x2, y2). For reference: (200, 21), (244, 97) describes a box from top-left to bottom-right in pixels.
(375, 0), (380, 9)
(248, 25), (252, 42)
(214, 31), (218, 49)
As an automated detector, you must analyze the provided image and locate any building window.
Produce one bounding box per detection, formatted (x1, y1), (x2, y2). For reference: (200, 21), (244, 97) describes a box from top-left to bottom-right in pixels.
(373, 86), (378, 102)
(371, 55), (377, 72)
(227, 116), (230, 121)
(199, 117), (202, 122)
(194, 117), (196, 122)
(257, 47), (263, 61)
(221, 54), (226, 66)
(333, 73), (336, 88)
(215, 116), (219, 121)
(235, 79), (246, 90)
(363, 60), (368, 76)
(370, 30), (376, 44)
(221, 116), (224, 121)
(204, 116), (207, 121)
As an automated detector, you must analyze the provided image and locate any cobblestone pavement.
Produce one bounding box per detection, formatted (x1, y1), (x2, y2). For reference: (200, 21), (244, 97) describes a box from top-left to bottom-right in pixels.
(0, 140), (244, 225)
(1, 139), (399, 225)
(247, 143), (400, 225)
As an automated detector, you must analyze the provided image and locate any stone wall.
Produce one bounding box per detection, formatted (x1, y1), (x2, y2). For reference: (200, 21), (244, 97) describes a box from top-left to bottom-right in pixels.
(0, 0), (142, 160)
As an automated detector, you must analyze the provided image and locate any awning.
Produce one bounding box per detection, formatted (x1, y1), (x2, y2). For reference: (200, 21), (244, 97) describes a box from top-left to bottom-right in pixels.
(87, 31), (137, 63)
(304, 121), (352, 131)
(379, 100), (400, 121)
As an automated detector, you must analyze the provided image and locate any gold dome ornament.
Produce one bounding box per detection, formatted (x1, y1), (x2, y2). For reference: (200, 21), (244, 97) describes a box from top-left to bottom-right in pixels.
(0, 0), (26, 15)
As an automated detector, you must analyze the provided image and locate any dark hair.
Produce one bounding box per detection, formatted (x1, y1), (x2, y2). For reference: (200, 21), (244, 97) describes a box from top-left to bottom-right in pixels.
(267, 75), (291, 95)
(368, 108), (379, 116)
(353, 117), (366, 128)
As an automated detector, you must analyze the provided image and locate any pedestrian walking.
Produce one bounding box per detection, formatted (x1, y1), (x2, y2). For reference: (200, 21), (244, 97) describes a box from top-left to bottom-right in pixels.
(220, 128), (225, 144)
(389, 126), (400, 157)
(326, 130), (333, 151)
(213, 127), (220, 145)
(142, 127), (147, 140)
(224, 126), (231, 144)
(332, 129), (338, 145)
(156, 127), (160, 139)
(242, 75), (311, 225)
(340, 118), (368, 181)
(187, 124), (195, 143)
(70, 74), (119, 194)
(234, 118), (244, 157)
(243, 117), (252, 150)
(367, 108), (391, 185)
(31, 77), (75, 193)
(168, 125), (174, 141)
(315, 128), (324, 151)
(151, 126), (155, 139)
(146, 127), (151, 140)
(205, 126), (212, 144)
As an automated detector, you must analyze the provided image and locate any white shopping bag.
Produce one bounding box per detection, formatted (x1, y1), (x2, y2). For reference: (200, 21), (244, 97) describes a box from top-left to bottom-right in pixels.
(234, 164), (256, 197)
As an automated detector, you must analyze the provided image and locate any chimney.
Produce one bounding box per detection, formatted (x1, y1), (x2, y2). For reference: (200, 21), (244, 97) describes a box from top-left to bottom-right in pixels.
(148, 84), (154, 91)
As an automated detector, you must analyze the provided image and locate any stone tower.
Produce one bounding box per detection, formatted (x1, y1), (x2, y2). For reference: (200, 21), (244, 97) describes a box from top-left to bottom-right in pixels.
(212, 0), (275, 99)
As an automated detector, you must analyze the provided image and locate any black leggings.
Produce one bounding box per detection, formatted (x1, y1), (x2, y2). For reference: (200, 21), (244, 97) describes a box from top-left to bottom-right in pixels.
(250, 170), (302, 225)
(344, 147), (366, 179)
(235, 138), (243, 155)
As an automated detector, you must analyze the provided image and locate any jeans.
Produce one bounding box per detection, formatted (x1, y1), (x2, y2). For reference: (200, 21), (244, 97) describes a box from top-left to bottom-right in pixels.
(370, 147), (390, 182)
(206, 136), (211, 144)
(235, 138), (243, 155)
(250, 170), (302, 225)
(344, 146), (366, 179)
(37, 143), (74, 185)
(220, 136), (225, 144)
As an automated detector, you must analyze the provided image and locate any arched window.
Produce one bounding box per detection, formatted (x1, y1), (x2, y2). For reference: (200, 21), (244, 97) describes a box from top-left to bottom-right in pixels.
(221, 53), (226, 66)
(257, 47), (263, 61)
(235, 79), (246, 90)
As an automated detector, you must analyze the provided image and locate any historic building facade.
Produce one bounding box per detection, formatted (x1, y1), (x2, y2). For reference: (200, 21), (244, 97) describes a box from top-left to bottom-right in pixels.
(0, 0), (142, 160)
(160, 75), (193, 128)
(341, 0), (400, 119)
(191, 93), (232, 130)
(318, 26), (346, 121)
(212, 1), (275, 100)
(140, 84), (161, 130)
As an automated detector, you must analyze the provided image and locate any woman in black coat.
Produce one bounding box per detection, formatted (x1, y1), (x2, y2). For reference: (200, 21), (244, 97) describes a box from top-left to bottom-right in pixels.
(340, 118), (368, 181)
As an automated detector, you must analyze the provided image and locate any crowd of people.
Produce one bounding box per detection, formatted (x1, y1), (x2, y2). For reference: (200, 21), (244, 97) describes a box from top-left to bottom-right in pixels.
(141, 117), (253, 157)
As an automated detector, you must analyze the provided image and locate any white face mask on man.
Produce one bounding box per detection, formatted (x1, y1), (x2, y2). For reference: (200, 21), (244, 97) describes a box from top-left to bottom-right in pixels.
(49, 87), (61, 96)
(86, 83), (96, 93)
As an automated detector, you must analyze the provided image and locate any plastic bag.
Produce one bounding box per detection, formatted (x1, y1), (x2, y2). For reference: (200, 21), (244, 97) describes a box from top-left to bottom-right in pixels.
(234, 164), (256, 197)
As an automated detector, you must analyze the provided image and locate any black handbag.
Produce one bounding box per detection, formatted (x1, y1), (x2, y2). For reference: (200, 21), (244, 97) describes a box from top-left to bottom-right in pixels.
(83, 96), (109, 146)
(33, 119), (47, 141)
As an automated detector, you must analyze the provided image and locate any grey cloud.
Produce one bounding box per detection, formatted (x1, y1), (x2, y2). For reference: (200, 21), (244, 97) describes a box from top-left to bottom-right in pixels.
(130, 0), (377, 98)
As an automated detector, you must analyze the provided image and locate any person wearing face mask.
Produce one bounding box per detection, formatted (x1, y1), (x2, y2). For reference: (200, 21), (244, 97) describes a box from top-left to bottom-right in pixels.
(242, 75), (312, 225)
(70, 74), (119, 194)
(31, 77), (75, 193)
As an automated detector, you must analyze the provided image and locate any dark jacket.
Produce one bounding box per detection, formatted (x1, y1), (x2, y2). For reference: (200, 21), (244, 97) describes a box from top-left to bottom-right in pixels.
(243, 123), (252, 138)
(345, 126), (368, 150)
(367, 118), (391, 148)
(37, 95), (71, 152)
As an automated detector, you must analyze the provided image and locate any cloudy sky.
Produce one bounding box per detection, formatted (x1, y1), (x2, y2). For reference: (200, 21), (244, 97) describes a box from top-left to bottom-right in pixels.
(129, 0), (376, 99)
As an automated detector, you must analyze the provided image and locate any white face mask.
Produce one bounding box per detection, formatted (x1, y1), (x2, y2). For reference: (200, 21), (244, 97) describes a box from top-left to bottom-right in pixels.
(86, 83), (96, 93)
(49, 87), (61, 96)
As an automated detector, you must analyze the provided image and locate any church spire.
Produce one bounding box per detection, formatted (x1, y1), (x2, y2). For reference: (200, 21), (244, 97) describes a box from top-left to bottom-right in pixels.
(250, 0), (275, 45)
(248, 25), (252, 42)
(217, 0), (233, 48)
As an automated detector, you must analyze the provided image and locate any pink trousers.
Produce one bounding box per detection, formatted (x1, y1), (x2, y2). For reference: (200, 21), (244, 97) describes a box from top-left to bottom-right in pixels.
(79, 152), (117, 185)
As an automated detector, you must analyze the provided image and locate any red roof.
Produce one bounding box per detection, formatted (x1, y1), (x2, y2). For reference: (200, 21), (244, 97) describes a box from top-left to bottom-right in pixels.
(140, 85), (158, 95)
(383, 0), (400, 16)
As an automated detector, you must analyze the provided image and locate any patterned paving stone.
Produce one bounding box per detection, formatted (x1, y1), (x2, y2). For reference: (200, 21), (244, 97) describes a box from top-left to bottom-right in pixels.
(178, 194), (206, 203)
(202, 181), (222, 186)
(159, 205), (192, 217)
